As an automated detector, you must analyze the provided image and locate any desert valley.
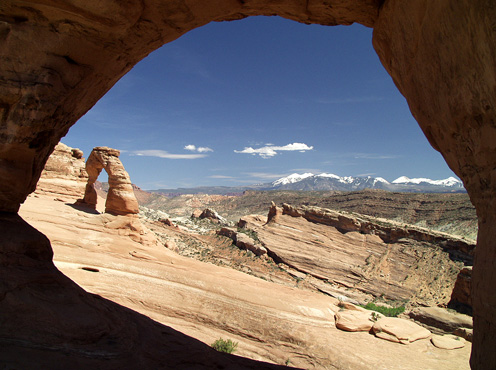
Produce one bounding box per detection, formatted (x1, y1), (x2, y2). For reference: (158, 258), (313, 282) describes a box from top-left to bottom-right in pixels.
(12, 142), (476, 369)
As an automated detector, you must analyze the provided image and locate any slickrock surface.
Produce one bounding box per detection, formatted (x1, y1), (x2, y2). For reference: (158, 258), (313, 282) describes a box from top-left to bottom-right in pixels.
(16, 193), (471, 369)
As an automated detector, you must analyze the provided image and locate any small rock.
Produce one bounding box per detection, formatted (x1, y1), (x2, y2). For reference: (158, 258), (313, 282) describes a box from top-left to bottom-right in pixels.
(159, 218), (176, 227)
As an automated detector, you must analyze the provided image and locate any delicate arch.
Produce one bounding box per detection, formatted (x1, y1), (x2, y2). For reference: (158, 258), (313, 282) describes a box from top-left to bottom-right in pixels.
(81, 147), (139, 215)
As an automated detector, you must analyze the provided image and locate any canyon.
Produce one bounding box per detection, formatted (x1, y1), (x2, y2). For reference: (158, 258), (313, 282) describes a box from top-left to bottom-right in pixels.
(10, 143), (473, 368)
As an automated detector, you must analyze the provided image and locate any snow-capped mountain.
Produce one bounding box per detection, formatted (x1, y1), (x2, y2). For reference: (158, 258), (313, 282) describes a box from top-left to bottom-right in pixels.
(272, 173), (314, 186)
(268, 173), (465, 192)
(152, 173), (465, 195)
(392, 176), (462, 187)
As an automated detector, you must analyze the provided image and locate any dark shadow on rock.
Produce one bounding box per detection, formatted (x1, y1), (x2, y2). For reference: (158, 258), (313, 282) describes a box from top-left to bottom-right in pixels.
(68, 200), (101, 214)
(0, 213), (292, 369)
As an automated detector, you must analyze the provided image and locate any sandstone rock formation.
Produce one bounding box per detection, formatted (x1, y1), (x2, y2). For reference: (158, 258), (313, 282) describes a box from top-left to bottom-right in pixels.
(335, 306), (383, 332)
(197, 208), (227, 223)
(242, 204), (471, 306)
(372, 317), (431, 345)
(0, 0), (495, 368)
(81, 147), (139, 216)
(431, 334), (466, 350)
(449, 266), (473, 314)
(409, 306), (473, 336)
(281, 203), (474, 264)
(218, 227), (268, 256)
(35, 143), (88, 199)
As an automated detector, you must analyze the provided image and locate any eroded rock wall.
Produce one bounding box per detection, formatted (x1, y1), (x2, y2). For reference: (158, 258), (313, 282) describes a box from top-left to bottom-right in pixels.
(280, 203), (475, 264)
(372, 1), (496, 367)
(251, 203), (471, 306)
(35, 142), (88, 199)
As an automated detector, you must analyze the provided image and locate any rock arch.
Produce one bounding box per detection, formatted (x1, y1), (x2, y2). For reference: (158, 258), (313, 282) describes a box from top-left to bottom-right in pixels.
(0, 1), (495, 368)
(81, 147), (139, 215)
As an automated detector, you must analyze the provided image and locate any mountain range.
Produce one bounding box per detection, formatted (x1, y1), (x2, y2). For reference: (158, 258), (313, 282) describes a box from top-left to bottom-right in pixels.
(151, 173), (465, 195)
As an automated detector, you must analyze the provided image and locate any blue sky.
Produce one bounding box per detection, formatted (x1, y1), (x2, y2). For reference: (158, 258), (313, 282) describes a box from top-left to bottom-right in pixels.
(64, 16), (456, 190)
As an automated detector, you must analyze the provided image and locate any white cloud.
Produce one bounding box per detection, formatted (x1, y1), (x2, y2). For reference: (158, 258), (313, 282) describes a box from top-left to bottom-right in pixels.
(234, 142), (313, 158)
(209, 175), (234, 179)
(184, 144), (213, 153)
(132, 149), (207, 159)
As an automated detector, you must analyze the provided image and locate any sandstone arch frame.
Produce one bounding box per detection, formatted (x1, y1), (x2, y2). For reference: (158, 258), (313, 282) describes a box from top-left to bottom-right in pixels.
(0, 1), (494, 368)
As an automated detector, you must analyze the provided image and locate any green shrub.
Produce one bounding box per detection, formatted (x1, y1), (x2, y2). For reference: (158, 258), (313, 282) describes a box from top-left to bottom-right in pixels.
(237, 227), (260, 242)
(211, 338), (238, 354)
(363, 302), (405, 317)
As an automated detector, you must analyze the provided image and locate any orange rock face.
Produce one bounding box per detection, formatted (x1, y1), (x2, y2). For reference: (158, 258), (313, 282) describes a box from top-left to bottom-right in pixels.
(0, 0), (495, 368)
(81, 147), (139, 216)
(35, 143), (88, 199)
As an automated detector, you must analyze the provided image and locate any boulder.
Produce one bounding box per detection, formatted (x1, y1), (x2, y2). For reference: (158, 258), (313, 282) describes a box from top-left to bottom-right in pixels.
(335, 308), (383, 332)
(431, 334), (466, 350)
(372, 317), (431, 344)
(198, 209), (226, 223)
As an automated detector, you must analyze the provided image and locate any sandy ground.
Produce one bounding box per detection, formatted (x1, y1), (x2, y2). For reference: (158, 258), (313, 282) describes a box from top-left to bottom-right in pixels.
(18, 193), (472, 369)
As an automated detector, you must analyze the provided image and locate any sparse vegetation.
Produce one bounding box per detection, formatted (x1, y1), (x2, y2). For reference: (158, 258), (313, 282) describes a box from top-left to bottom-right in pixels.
(237, 226), (260, 242)
(370, 312), (380, 322)
(211, 338), (238, 354)
(362, 302), (405, 317)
